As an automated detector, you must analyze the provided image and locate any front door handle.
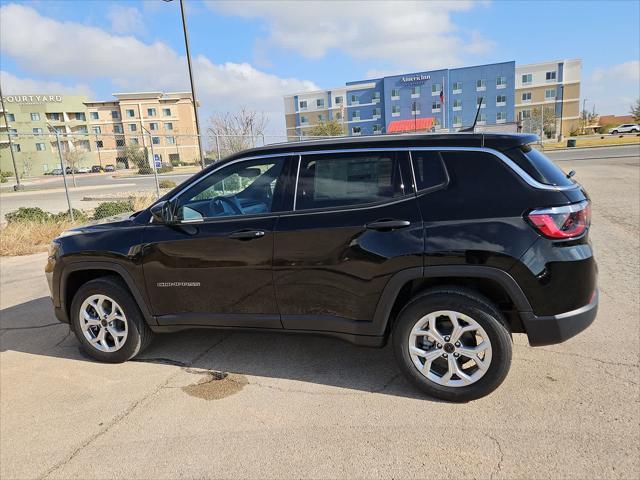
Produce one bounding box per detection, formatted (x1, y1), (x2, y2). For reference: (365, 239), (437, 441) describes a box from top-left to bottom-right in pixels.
(365, 220), (411, 231)
(229, 230), (266, 240)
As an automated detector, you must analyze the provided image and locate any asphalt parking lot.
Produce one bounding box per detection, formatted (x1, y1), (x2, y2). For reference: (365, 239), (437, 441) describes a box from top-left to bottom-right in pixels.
(1, 149), (638, 479)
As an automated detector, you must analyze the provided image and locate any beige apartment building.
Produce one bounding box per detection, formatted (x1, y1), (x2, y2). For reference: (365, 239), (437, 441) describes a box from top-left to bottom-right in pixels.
(515, 59), (581, 137)
(1, 91), (200, 175)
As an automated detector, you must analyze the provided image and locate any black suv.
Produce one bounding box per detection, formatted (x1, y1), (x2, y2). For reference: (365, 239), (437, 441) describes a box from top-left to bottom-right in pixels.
(46, 133), (597, 401)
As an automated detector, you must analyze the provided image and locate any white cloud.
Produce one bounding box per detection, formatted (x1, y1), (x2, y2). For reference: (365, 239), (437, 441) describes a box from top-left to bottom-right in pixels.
(107, 4), (146, 35)
(206, 0), (494, 70)
(584, 60), (640, 116)
(0, 3), (317, 134)
(0, 70), (94, 97)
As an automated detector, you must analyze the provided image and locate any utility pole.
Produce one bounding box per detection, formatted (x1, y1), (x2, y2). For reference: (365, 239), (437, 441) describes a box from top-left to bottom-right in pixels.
(558, 85), (565, 141)
(140, 125), (161, 198)
(0, 83), (22, 190)
(47, 123), (74, 220)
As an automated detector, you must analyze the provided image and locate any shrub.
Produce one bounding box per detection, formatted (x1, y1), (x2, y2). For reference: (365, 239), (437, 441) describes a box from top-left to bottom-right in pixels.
(1, 170), (13, 178)
(159, 179), (176, 189)
(0, 176), (6, 183)
(116, 161), (127, 170)
(51, 209), (88, 222)
(5, 207), (51, 223)
(157, 165), (174, 174)
(92, 201), (133, 220)
(170, 157), (180, 167)
(138, 165), (153, 175)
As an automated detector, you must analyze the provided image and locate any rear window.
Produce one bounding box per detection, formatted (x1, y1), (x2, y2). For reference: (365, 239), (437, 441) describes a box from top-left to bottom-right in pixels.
(505, 144), (574, 187)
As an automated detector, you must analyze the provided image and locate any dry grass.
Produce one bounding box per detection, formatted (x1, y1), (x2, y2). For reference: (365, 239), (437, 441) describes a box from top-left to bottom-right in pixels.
(130, 192), (157, 211)
(0, 219), (82, 256)
(542, 135), (640, 150)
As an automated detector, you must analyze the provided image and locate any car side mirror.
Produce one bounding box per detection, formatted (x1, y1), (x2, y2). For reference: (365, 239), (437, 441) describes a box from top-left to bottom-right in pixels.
(150, 201), (176, 224)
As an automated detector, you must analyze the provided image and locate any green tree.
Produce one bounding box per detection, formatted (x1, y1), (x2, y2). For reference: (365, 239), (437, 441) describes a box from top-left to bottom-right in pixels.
(122, 143), (150, 174)
(306, 119), (344, 137)
(631, 99), (640, 123)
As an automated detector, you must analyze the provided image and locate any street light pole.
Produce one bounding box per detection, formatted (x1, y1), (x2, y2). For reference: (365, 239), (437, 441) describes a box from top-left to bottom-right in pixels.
(164, 0), (205, 169)
(47, 123), (74, 221)
(0, 82), (22, 190)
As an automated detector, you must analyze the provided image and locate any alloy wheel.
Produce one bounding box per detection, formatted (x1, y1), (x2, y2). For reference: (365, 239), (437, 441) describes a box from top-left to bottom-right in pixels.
(79, 294), (128, 352)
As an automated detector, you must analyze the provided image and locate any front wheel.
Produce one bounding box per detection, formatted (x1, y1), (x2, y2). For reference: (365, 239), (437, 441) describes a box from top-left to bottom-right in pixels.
(392, 288), (512, 402)
(70, 277), (154, 363)
(611, 130), (618, 135)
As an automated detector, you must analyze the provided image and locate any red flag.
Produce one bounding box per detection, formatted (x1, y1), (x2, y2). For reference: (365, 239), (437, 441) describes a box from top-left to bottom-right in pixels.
(440, 88), (444, 104)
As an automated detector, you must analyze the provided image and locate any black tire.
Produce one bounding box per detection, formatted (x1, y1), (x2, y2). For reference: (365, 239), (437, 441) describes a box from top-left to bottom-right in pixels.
(611, 130), (618, 135)
(392, 287), (512, 402)
(70, 276), (154, 363)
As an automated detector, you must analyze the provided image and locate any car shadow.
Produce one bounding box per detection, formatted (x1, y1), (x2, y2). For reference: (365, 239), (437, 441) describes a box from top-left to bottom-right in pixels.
(0, 297), (437, 401)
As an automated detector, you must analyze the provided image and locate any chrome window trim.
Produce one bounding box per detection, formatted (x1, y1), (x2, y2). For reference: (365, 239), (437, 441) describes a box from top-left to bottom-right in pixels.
(167, 145), (576, 208)
(292, 155), (301, 211)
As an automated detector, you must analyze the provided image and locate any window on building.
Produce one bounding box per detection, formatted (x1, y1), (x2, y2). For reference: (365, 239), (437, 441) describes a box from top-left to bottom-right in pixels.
(372, 108), (381, 119)
(113, 124), (123, 133)
(453, 99), (462, 110)
(96, 140), (104, 148)
(545, 71), (557, 81)
(391, 89), (400, 99)
(496, 76), (507, 88)
(392, 105), (401, 116)
(497, 111), (507, 123)
(50, 113), (60, 121)
(519, 110), (531, 120)
(351, 126), (361, 136)
(90, 111), (99, 120)
(166, 136), (176, 145)
(76, 126), (88, 134)
(352, 110), (360, 120)
(31, 112), (41, 121)
(545, 89), (556, 100)
(92, 126), (101, 134)
(411, 103), (420, 114)
(373, 124), (382, 134)
(129, 124), (137, 132)
(334, 96), (343, 105)
(350, 94), (359, 105)
(116, 138), (126, 147)
(150, 122), (158, 131)
(372, 92), (381, 103)
(452, 82), (462, 94)
(77, 140), (90, 150)
(152, 136), (160, 145)
(147, 108), (156, 117)
(522, 73), (532, 84)
(316, 99), (324, 108)
(294, 152), (407, 211)
(36, 142), (46, 151)
(336, 111), (343, 120)
(12, 144), (21, 152)
(522, 92), (532, 102)
(477, 97), (486, 108)
(128, 138), (138, 145)
(6, 113), (15, 122)
(411, 86), (420, 98)
(300, 115), (309, 125)
(163, 108), (171, 116)
(478, 113), (487, 125)
(453, 115), (462, 127)
(432, 83), (441, 95)
(299, 100), (307, 110)
(432, 101), (441, 112)
(476, 79), (486, 91)
(9, 128), (17, 136)
(32, 127), (43, 135)
(126, 109), (135, 118)
(496, 95), (507, 105)
(111, 111), (120, 119)
(75, 112), (86, 121)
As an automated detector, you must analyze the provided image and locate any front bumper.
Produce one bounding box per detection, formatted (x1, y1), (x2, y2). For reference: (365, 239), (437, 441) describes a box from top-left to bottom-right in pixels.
(521, 290), (598, 347)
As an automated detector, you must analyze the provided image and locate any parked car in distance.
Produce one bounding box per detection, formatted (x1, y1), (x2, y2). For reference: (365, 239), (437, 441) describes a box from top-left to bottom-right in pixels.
(91, 165), (104, 173)
(609, 124), (640, 134)
(50, 168), (63, 175)
(77, 167), (91, 174)
(104, 164), (116, 172)
(46, 133), (598, 402)
(65, 167), (78, 175)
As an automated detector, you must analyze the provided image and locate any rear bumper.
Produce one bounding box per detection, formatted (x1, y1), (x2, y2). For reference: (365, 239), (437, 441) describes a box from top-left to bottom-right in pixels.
(521, 290), (598, 346)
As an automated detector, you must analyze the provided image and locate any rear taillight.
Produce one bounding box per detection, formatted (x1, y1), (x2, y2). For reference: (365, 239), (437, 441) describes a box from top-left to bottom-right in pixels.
(527, 201), (591, 239)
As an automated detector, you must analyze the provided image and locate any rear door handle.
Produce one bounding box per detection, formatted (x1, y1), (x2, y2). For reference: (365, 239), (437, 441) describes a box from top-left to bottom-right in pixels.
(229, 230), (265, 240)
(365, 220), (411, 231)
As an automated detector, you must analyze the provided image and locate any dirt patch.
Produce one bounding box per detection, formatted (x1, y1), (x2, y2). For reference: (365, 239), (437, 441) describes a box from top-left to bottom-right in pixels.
(181, 368), (248, 400)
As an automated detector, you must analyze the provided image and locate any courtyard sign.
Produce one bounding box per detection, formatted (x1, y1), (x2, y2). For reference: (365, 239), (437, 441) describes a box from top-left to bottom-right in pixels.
(2, 95), (63, 104)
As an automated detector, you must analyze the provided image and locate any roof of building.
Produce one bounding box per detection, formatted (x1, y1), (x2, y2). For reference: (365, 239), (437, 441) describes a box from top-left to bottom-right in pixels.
(224, 132), (539, 162)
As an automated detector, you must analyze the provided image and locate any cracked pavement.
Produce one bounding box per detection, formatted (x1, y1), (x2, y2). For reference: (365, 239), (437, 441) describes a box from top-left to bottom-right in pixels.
(1, 151), (639, 479)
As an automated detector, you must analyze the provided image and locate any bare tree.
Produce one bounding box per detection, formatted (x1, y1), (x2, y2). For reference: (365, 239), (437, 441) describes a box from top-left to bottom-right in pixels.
(206, 108), (268, 160)
(63, 147), (85, 187)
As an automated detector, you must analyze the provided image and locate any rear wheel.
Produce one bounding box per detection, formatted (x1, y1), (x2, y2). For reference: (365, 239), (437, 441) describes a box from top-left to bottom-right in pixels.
(392, 288), (512, 402)
(611, 130), (618, 135)
(71, 277), (153, 363)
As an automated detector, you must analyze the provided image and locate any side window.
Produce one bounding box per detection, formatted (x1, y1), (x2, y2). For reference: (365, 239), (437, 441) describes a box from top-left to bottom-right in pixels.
(175, 157), (285, 221)
(411, 151), (448, 191)
(295, 152), (409, 211)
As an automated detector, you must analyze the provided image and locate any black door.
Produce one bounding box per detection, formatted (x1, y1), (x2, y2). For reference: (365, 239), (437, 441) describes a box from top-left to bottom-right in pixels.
(142, 155), (289, 328)
(274, 150), (423, 336)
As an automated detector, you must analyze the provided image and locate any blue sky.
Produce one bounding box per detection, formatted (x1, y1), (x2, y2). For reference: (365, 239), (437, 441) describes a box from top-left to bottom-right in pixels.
(1, 0), (639, 134)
